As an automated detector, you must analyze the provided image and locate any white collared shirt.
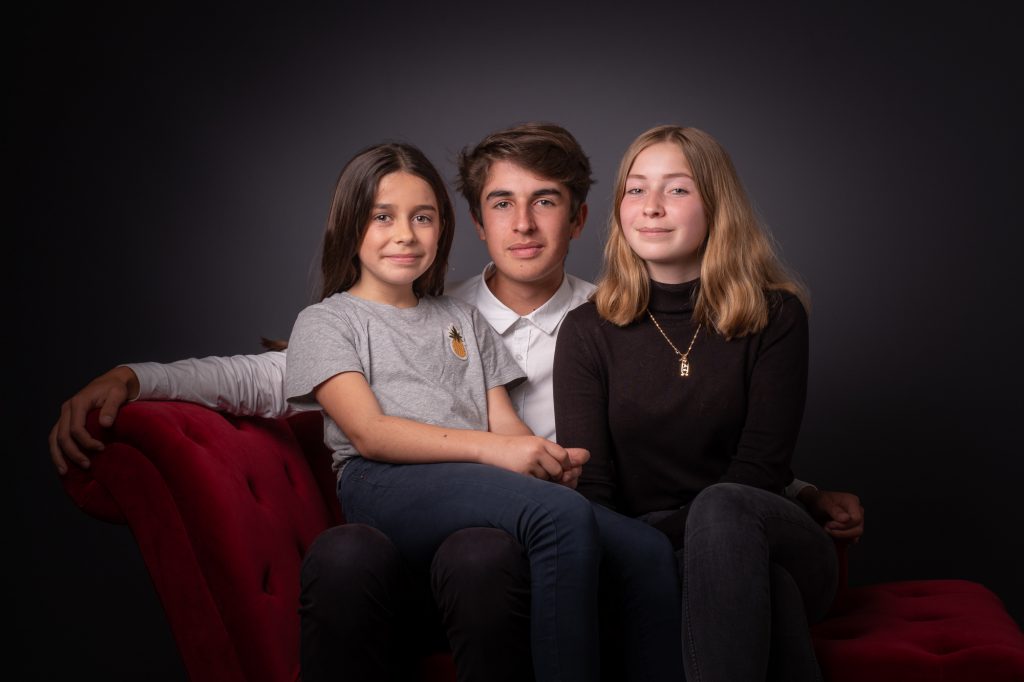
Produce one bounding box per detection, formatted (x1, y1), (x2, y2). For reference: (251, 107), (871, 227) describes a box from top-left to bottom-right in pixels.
(447, 264), (595, 441)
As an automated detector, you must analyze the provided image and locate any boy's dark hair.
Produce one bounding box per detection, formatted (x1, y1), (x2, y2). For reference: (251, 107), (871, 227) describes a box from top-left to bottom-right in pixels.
(456, 123), (594, 224)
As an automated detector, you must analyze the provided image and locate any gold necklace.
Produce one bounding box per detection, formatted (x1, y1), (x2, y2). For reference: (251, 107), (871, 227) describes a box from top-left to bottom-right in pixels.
(647, 311), (701, 377)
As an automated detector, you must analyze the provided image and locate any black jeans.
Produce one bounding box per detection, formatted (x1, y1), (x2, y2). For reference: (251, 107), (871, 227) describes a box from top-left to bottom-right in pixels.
(299, 523), (533, 682)
(664, 483), (838, 682)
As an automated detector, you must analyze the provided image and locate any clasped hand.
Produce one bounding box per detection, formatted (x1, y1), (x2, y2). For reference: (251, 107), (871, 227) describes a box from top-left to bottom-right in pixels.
(495, 436), (589, 489)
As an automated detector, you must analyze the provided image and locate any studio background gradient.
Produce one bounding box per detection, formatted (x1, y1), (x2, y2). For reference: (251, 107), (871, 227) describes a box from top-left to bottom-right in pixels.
(12, 3), (1021, 679)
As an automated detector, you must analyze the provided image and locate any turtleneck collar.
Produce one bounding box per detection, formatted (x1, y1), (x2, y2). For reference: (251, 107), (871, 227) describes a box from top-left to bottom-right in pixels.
(648, 278), (700, 315)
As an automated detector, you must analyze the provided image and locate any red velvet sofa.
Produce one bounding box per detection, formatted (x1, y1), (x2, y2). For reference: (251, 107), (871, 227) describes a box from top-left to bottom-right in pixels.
(61, 401), (1024, 681)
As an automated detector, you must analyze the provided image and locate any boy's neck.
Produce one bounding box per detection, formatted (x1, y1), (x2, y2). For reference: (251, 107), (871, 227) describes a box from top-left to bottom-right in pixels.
(485, 267), (564, 316)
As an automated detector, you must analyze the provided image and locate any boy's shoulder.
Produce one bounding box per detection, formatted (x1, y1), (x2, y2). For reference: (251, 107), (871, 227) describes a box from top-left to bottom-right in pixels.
(565, 272), (597, 296)
(423, 294), (479, 321)
(445, 275), (481, 305)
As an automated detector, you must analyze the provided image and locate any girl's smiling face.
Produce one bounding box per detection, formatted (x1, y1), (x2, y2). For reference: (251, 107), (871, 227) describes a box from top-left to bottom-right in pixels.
(619, 141), (708, 284)
(351, 171), (440, 306)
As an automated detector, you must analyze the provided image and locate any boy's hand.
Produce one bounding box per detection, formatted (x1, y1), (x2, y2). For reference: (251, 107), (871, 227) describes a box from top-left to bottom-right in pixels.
(48, 366), (140, 475)
(800, 488), (864, 541)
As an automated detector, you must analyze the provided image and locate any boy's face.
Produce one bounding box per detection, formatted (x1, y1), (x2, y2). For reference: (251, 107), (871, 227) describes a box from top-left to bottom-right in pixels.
(474, 160), (587, 291)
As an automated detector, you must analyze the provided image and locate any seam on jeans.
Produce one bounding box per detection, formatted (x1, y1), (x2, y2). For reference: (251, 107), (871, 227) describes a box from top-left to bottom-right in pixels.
(758, 511), (835, 556)
(477, 482), (590, 682)
(683, 524), (805, 682)
(338, 460), (387, 526)
(763, 513), (839, 618)
(756, 509), (828, 532)
(682, 550), (702, 682)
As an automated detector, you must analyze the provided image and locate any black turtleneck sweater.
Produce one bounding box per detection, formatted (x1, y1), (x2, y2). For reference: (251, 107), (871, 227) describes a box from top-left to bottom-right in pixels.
(553, 279), (808, 531)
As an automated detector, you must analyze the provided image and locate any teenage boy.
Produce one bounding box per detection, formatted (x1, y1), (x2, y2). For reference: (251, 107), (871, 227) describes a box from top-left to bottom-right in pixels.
(51, 123), (863, 681)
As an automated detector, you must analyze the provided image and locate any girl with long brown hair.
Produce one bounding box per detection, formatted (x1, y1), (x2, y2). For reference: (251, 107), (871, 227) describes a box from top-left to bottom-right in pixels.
(284, 141), (682, 682)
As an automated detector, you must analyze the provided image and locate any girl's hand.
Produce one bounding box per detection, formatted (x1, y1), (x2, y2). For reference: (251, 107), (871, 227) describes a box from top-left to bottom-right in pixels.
(489, 436), (575, 481)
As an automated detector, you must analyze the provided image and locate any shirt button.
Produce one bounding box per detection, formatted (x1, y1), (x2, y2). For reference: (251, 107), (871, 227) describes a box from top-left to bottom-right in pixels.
(515, 354), (523, 360)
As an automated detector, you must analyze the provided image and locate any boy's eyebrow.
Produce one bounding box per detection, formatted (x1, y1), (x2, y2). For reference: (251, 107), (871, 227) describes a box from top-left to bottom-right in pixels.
(484, 187), (565, 201)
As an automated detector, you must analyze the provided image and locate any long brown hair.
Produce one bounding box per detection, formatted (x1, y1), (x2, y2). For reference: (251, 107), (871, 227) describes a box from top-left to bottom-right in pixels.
(594, 126), (807, 338)
(320, 142), (456, 300)
(263, 143), (455, 352)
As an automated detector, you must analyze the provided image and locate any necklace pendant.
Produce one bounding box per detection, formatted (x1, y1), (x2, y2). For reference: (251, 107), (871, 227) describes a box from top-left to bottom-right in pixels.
(679, 359), (690, 377)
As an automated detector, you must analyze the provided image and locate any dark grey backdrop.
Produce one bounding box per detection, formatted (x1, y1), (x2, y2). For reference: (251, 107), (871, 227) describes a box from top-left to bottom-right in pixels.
(13, 2), (1022, 679)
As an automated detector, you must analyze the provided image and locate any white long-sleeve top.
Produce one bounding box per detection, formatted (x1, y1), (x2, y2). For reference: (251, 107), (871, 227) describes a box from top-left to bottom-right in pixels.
(128, 350), (299, 419)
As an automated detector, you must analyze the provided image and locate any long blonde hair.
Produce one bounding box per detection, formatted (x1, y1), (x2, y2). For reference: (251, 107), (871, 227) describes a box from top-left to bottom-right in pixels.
(594, 125), (807, 338)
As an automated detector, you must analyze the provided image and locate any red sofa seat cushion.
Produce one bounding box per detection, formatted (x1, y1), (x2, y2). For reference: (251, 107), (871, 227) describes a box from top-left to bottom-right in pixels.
(813, 579), (1024, 682)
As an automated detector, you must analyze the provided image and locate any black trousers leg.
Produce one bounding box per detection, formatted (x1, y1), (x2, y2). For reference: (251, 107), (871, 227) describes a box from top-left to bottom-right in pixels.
(431, 527), (534, 682)
(300, 524), (442, 682)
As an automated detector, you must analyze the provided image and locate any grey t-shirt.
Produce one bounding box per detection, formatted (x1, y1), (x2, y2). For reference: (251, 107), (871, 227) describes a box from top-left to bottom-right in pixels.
(284, 292), (526, 474)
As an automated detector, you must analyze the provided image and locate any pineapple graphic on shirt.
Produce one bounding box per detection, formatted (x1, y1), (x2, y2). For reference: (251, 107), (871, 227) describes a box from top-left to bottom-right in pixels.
(448, 325), (468, 360)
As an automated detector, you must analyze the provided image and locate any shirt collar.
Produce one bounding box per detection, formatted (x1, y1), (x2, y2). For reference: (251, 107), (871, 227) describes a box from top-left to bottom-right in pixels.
(472, 263), (576, 336)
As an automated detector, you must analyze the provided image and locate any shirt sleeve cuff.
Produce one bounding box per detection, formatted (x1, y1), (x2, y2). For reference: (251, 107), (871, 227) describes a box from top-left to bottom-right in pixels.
(784, 477), (817, 500)
(119, 363), (154, 402)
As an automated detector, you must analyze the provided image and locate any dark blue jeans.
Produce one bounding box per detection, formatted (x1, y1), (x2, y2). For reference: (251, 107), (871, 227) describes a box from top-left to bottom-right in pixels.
(678, 483), (838, 682)
(590, 503), (685, 681)
(339, 457), (603, 682)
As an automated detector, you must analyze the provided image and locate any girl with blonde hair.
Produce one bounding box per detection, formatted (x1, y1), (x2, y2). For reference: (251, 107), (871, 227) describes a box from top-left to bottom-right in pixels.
(555, 125), (840, 682)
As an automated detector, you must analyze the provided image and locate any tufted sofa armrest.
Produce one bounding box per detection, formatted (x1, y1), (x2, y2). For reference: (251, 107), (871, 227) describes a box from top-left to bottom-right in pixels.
(61, 401), (341, 682)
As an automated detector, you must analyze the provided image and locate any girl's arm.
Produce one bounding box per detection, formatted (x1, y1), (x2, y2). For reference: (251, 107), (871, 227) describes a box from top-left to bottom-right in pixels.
(485, 384), (533, 437)
(486, 384), (589, 488)
(719, 293), (809, 492)
(553, 308), (619, 506)
(315, 371), (572, 481)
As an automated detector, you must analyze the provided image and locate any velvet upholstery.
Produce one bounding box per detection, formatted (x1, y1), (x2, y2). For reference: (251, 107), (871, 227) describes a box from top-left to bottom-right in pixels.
(813, 579), (1024, 682)
(63, 403), (342, 682)
(62, 401), (1023, 681)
